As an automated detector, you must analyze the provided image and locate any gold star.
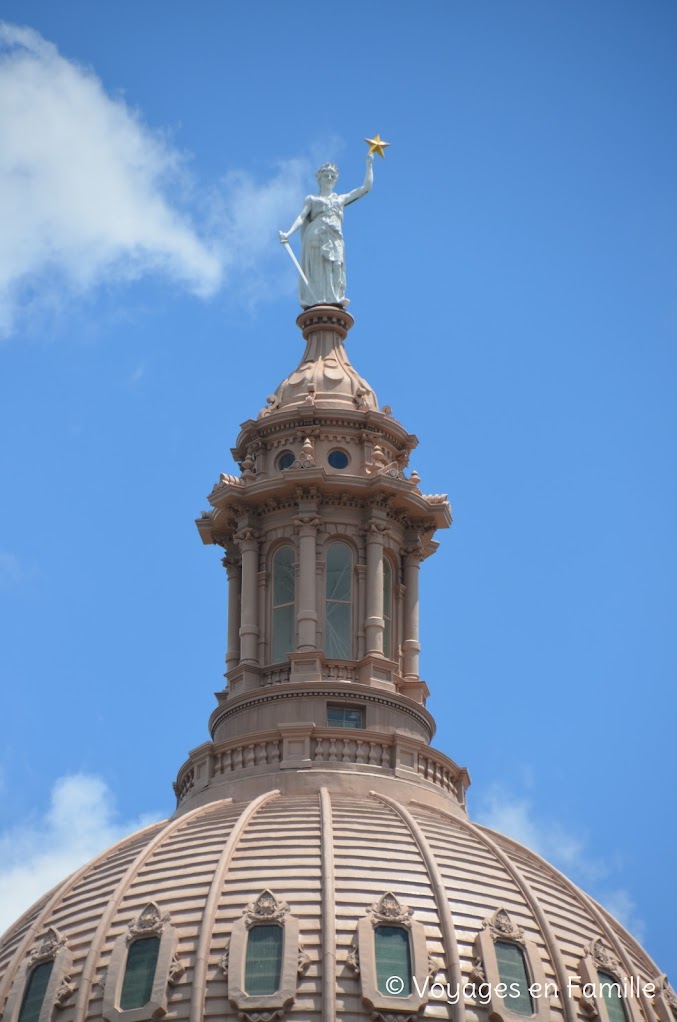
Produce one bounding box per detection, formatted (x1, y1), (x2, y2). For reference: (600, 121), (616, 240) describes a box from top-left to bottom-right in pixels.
(364, 133), (391, 158)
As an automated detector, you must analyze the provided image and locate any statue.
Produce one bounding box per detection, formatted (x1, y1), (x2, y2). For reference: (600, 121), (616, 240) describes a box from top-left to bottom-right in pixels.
(279, 153), (375, 309)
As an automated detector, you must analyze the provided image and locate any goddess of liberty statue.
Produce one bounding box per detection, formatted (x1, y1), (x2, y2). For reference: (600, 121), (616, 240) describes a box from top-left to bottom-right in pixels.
(279, 152), (374, 309)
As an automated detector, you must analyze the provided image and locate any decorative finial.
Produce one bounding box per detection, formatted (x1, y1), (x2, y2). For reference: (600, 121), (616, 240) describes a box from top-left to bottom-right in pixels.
(363, 133), (391, 158)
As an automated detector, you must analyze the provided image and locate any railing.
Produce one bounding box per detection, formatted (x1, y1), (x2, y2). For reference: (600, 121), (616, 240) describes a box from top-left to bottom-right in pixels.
(175, 727), (465, 807)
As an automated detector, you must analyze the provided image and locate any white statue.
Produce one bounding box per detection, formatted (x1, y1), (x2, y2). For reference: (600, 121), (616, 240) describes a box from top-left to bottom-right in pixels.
(279, 153), (374, 308)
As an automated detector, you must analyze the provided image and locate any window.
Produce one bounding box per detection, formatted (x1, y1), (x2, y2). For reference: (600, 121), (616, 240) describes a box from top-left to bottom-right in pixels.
(325, 542), (352, 659)
(374, 926), (412, 997)
(382, 557), (392, 658)
(244, 925), (283, 995)
(495, 941), (533, 1016)
(18, 962), (54, 1022)
(327, 705), (365, 728)
(271, 546), (295, 663)
(327, 449), (350, 469)
(276, 451), (295, 470)
(120, 937), (160, 1011)
(597, 972), (628, 1022)
(474, 909), (548, 1022)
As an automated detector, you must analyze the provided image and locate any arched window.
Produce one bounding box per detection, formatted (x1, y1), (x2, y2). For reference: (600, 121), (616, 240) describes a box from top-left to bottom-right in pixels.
(18, 962), (54, 1022)
(120, 936), (161, 1011)
(244, 925), (283, 995)
(374, 926), (411, 997)
(597, 971), (628, 1022)
(382, 557), (393, 658)
(325, 542), (352, 659)
(271, 546), (295, 663)
(495, 941), (533, 1016)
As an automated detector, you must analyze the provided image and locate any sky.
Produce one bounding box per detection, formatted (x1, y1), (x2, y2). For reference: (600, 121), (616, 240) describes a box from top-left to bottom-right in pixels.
(0, 0), (675, 974)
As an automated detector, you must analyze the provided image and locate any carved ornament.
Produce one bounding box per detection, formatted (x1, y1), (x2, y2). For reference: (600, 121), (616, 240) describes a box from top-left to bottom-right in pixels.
(583, 936), (621, 974)
(126, 902), (168, 943)
(484, 908), (525, 945)
(240, 1011), (285, 1022)
(346, 938), (360, 975)
(297, 943), (311, 977)
(370, 1012), (417, 1022)
(28, 927), (68, 966)
(368, 892), (413, 929)
(244, 890), (289, 928)
(54, 977), (75, 1009)
(655, 975), (677, 1017)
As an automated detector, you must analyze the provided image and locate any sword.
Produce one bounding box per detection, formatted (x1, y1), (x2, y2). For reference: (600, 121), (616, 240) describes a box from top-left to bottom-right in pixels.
(278, 226), (319, 298)
(279, 233), (309, 286)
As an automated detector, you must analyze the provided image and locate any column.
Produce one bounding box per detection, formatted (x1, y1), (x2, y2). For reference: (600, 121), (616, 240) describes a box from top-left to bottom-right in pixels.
(236, 528), (260, 665)
(294, 514), (320, 652)
(222, 552), (241, 673)
(257, 569), (269, 665)
(402, 543), (423, 679)
(365, 522), (387, 656)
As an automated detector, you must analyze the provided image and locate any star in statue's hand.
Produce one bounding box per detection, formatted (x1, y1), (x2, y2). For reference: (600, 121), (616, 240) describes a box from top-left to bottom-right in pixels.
(364, 133), (391, 158)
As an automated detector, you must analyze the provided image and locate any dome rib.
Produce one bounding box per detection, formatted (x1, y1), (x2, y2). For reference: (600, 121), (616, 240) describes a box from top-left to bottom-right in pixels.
(188, 789), (280, 1022)
(319, 788), (337, 1022)
(466, 821), (578, 1022)
(371, 791), (466, 1022)
(0, 819), (165, 1014)
(477, 827), (658, 1022)
(71, 803), (217, 1022)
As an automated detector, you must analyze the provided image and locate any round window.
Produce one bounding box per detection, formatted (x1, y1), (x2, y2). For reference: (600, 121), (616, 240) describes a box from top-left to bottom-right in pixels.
(276, 451), (295, 470)
(327, 449), (350, 469)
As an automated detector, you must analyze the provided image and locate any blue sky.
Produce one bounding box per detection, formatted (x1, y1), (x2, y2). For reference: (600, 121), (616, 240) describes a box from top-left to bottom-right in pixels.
(0, 0), (675, 973)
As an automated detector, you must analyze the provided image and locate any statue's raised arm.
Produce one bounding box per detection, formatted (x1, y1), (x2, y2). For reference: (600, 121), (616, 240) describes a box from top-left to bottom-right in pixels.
(278, 152), (375, 309)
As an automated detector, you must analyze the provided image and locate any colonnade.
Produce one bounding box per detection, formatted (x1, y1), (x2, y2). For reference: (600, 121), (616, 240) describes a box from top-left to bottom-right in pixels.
(222, 517), (424, 679)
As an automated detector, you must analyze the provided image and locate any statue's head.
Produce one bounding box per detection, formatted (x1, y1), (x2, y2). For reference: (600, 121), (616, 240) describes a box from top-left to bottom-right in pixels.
(316, 162), (339, 185)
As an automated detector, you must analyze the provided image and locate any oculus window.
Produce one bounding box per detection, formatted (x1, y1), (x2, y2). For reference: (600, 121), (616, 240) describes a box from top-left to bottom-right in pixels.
(327, 449), (350, 469)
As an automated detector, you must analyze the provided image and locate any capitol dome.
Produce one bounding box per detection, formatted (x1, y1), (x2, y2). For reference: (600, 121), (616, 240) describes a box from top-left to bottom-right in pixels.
(0, 307), (673, 1022)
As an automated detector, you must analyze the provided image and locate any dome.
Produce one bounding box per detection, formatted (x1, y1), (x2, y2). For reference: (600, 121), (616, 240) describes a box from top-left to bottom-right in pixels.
(0, 791), (670, 1022)
(1, 301), (673, 1022)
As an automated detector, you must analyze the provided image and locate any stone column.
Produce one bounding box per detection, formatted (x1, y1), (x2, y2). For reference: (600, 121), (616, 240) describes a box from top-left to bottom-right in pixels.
(222, 552), (241, 673)
(402, 544), (423, 679)
(236, 528), (260, 666)
(257, 570), (269, 666)
(294, 515), (321, 652)
(356, 562), (367, 660)
(365, 522), (387, 656)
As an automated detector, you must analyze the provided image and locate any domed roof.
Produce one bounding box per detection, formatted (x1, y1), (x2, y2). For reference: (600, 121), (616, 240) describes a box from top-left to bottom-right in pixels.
(0, 790), (668, 1022)
(1, 305), (672, 1022)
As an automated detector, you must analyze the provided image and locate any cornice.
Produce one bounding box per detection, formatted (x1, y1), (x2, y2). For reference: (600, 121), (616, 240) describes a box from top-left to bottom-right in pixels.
(208, 681), (436, 741)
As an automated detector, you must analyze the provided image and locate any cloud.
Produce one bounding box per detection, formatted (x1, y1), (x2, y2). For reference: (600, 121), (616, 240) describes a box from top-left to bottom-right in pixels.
(0, 774), (163, 936)
(476, 785), (645, 942)
(0, 551), (36, 589)
(0, 22), (323, 337)
(0, 21), (223, 336)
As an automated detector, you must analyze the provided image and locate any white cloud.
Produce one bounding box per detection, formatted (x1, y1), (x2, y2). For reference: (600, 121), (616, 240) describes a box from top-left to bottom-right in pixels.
(476, 785), (646, 943)
(0, 774), (163, 936)
(0, 22), (223, 336)
(0, 551), (36, 589)
(0, 22), (324, 337)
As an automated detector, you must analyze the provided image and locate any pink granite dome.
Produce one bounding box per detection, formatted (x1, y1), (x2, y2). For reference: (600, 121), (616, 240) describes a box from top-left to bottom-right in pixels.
(0, 790), (670, 1022)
